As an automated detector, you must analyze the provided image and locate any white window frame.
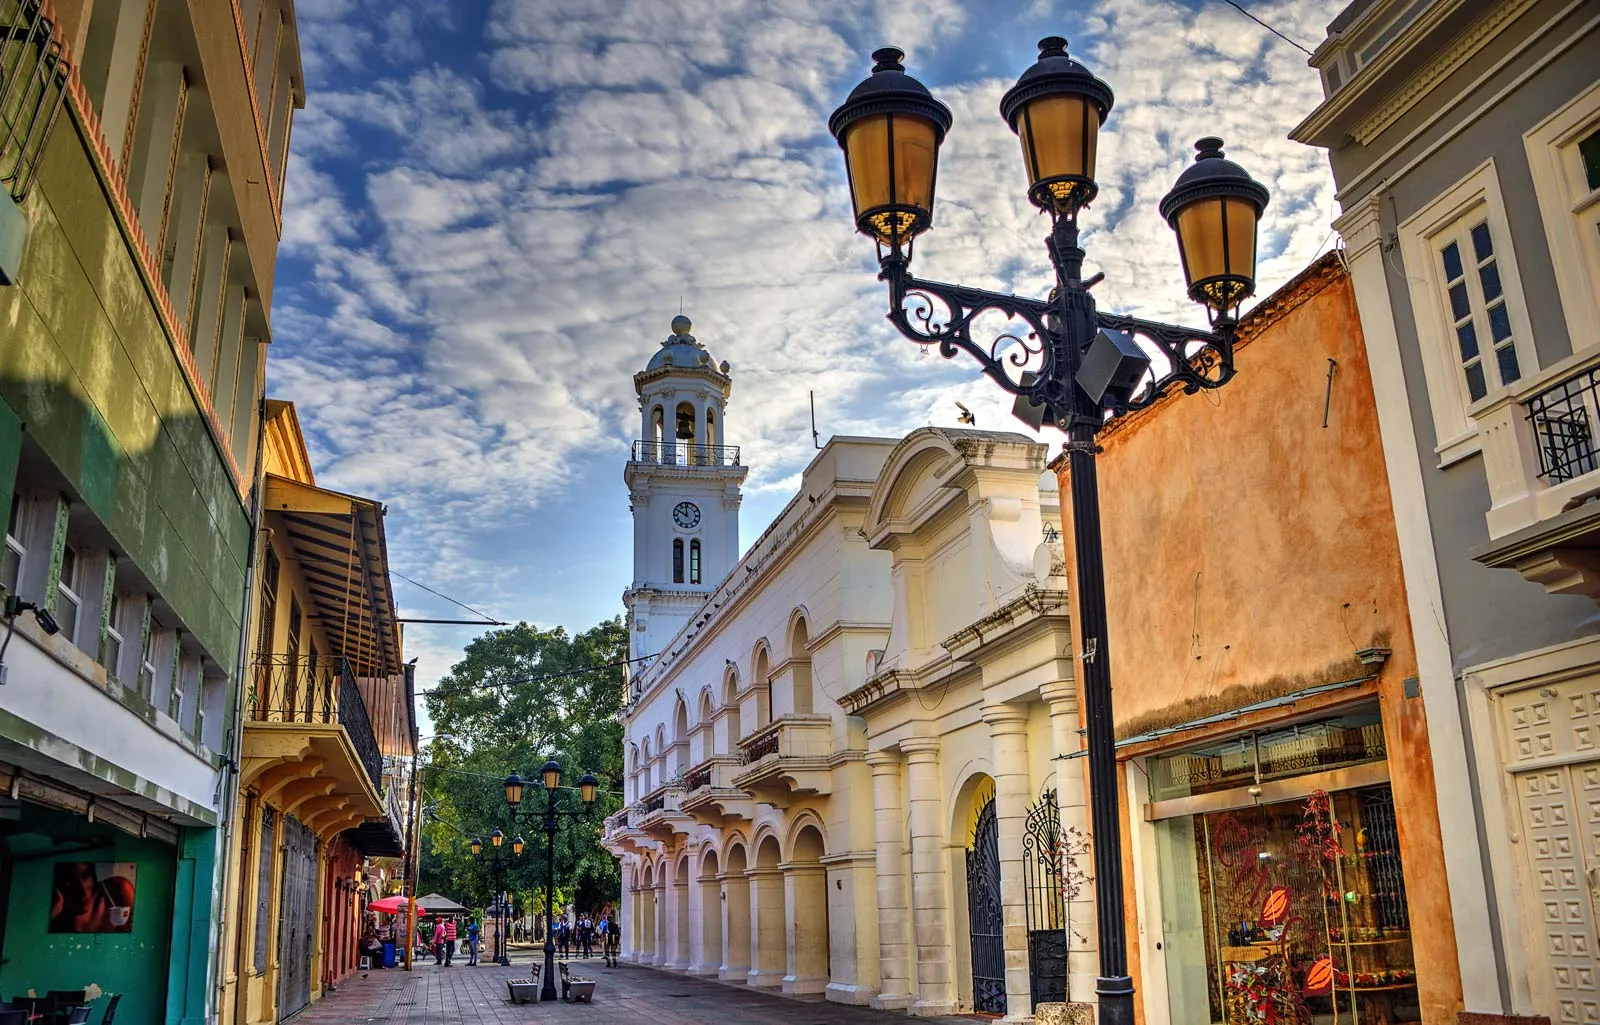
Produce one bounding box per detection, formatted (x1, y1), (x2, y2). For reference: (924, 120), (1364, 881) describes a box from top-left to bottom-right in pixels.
(3, 495), (25, 597)
(1399, 159), (1539, 465)
(102, 592), (124, 677)
(1525, 80), (1600, 355)
(55, 542), (82, 644)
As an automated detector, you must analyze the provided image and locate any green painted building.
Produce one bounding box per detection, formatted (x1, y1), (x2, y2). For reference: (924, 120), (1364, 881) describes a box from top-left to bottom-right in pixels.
(0, 0), (302, 1022)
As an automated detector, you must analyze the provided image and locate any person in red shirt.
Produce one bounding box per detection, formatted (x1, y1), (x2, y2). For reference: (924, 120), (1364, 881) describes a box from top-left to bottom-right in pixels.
(443, 916), (457, 966)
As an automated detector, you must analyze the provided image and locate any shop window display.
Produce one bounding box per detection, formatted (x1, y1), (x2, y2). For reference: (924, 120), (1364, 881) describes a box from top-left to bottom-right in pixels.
(1152, 712), (1419, 1025)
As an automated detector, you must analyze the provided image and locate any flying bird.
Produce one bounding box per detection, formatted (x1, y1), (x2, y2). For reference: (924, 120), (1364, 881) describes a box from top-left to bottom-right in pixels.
(955, 401), (976, 425)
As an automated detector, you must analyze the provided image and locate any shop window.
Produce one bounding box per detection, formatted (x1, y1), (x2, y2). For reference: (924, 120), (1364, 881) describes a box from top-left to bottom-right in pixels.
(3, 493), (24, 595)
(140, 621), (171, 700)
(1154, 785), (1417, 1025)
(55, 543), (81, 644)
(1149, 712), (1387, 802)
(689, 540), (701, 584)
(672, 538), (684, 584)
(1438, 222), (1519, 401)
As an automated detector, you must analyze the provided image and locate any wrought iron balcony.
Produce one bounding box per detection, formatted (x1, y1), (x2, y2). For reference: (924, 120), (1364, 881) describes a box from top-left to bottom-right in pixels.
(1528, 363), (1600, 482)
(679, 756), (753, 825)
(630, 439), (741, 467)
(248, 653), (384, 792)
(733, 715), (836, 806)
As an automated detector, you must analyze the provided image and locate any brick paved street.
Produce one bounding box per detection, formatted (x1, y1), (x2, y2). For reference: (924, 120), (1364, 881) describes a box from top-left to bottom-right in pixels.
(300, 952), (978, 1024)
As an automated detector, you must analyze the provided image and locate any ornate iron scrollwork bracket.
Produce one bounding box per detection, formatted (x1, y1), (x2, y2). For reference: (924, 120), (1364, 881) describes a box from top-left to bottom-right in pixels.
(878, 249), (1239, 432)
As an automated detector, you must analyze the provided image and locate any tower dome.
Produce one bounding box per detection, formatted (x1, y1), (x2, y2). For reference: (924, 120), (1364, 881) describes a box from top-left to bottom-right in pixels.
(642, 316), (730, 375)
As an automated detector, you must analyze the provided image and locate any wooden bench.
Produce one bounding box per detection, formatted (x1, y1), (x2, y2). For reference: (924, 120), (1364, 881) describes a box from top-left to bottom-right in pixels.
(506, 979), (539, 1004)
(558, 962), (596, 1003)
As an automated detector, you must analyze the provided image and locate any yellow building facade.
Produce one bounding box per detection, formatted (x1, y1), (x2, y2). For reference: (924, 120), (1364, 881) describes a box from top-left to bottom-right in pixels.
(217, 402), (415, 1025)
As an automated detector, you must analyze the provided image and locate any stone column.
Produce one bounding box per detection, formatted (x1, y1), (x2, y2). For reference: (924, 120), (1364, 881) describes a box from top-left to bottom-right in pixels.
(671, 859), (692, 971)
(697, 866), (723, 975)
(902, 737), (955, 1015)
(1042, 680), (1096, 1005)
(746, 865), (786, 987)
(867, 750), (912, 1010)
(983, 703), (1035, 1021)
(652, 878), (667, 966)
(719, 869), (751, 980)
(620, 861), (634, 961)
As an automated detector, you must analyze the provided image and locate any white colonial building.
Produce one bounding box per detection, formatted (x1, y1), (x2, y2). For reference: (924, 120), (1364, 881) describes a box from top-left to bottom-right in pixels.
(605, 324), (1099, 1018)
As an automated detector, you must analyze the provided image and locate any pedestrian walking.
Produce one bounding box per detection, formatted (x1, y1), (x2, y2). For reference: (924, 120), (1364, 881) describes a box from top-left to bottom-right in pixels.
(431, 918), (446, 965)
(443, 916), (457, 966)
(466, 917), (479, 965)
(580, 916), (594, 959)
(558, 919), (570, 957)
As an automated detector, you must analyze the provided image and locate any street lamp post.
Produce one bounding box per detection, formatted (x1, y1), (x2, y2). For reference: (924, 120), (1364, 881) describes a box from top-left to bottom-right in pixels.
(829, 39), (1270, 1025)
(504, 761), (599, 1001)
(470, 828), (523, 966)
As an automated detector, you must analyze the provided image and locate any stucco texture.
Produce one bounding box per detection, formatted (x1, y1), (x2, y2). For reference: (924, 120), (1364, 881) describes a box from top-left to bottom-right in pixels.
(1056, 256), (1463, 1023)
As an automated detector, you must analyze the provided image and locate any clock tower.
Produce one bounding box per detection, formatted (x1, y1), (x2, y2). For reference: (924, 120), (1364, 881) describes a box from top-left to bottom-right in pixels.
(623, 316), (747, 662)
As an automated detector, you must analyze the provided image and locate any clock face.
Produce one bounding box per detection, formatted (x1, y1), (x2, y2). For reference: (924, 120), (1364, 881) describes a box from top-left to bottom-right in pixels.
(672, 501), (701, 529)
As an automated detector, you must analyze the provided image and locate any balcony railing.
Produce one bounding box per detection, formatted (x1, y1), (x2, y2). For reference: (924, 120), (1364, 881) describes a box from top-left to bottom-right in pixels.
(249, 653), (383, 792)
(736, 715), (833, 765)
(630, 440), (740, 467)
(640, 791), (666, 814)
(1528, 363), (1600, 482)
(683, 762), (714, 791)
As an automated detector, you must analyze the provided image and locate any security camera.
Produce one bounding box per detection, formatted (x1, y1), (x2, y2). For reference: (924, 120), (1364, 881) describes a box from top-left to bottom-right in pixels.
(3, 594), (60, 635)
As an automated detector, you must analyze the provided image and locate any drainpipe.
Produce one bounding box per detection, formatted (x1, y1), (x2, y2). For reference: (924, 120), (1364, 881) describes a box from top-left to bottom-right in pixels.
(215, 398), (269, 1025)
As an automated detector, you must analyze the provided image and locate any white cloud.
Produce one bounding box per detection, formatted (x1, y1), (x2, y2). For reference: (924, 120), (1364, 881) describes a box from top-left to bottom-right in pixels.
(270, 0), (1343, 689)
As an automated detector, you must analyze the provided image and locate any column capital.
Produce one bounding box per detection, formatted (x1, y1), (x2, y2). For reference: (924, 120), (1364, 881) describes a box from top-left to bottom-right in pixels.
(899, 737), (940, 759)
(1039, 681), (1077, 713)
(865, 749), (902, 771)
(980, 702), (1030, 731)
(1332, 193), (1385, 260)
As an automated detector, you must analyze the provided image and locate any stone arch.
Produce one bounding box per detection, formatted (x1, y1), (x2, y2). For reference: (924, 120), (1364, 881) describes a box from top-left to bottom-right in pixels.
(752, 640), (773, 727)
(783, 609), (814, 715)
(696, 844), (723, 975)
(672, 695), (690, 774)
(950, 772), (1000, 1014)
(697, 686), (716, 726)
(722, 664), (743, 741)
(721, 837), (752, 979)
(651, 405), (665, 445)
(640, 737), (653, 794)
(748, 832), (786, 986)
(783, 810), (829, 862)
(638, 857), (658, 962)
(672, 849), (692, 967)
(784, 821), (830, 994)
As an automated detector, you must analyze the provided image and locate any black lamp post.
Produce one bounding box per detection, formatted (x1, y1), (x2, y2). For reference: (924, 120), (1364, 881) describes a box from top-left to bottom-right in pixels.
(470, 827), (522, 966)
(505, 761), (599, 1001)
(830, 38), (1270, 1025)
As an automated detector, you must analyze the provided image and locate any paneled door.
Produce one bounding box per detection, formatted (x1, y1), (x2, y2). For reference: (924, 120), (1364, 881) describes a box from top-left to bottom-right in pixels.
(277, 815), (319, 1019)
(1502, 681), (1600, 1025)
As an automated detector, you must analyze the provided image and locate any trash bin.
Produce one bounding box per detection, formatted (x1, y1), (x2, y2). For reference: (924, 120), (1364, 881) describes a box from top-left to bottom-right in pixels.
(382, 941), (396, 967)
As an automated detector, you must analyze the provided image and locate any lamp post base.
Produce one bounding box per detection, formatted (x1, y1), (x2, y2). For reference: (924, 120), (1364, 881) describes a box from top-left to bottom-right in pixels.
(1096, 975), (1134, 1025)
(541, 941), (558, 1002)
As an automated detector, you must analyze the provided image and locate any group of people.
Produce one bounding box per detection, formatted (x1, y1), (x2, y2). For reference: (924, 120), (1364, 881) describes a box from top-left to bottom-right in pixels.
(550, 913), (621, 966)
(425, 915), (481, 966)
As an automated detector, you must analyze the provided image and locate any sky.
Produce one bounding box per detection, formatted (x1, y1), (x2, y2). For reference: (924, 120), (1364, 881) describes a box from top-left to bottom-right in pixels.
(270, 0), (1344, 695)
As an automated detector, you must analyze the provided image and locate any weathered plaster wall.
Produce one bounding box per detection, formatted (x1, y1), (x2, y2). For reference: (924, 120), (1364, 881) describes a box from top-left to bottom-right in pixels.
(1056, 257), (1463, 1023)
(0, 107), (251, 670)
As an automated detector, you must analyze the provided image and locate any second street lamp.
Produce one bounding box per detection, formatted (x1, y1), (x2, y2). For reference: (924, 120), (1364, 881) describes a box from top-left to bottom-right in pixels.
(472, 828), (520, 966)
(504, 761), (600, 1001)
(830, 37), (1270, 1025)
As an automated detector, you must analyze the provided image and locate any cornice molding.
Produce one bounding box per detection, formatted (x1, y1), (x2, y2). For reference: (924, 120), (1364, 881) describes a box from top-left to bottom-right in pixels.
(1351, 0), (1538, 146)
(1333, 194), (1386, 259)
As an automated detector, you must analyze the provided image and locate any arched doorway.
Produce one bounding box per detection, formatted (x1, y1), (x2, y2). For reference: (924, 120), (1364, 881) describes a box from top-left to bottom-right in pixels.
(672, 853), (691, 969)
(697, 848), (723, 975)
(748, 835), (785, 987)
(639, 861), (657, 963)
(966, 780), (1006, 1014)
(784, 823), (829, 995)
(721, 842), (751, 980)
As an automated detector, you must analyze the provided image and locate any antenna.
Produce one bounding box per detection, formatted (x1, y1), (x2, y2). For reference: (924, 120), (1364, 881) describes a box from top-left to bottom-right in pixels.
(809, 391), (821, 449)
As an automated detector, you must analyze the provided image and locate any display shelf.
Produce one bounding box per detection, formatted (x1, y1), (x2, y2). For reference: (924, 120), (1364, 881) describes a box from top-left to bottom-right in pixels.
(1347, 981), (1418, 993)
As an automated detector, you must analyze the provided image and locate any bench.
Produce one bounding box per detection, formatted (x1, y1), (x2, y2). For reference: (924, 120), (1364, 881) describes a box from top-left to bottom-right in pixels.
(558, 962), (596, 1003)
(506, 979), (539, 1004)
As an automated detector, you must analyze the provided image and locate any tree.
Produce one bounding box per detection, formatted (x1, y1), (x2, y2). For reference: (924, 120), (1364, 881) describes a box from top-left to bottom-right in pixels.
(418, 618), (626, 915)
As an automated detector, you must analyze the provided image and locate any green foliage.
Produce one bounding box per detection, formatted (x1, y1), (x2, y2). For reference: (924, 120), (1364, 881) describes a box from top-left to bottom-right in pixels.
(418, 617), (627, 914)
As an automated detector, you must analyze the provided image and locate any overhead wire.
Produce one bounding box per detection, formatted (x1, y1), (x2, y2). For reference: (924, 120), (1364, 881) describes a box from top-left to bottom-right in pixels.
(391, 570), (503, 624)
(420, 652), (657, 702)
(1219, 0), (1316, 56)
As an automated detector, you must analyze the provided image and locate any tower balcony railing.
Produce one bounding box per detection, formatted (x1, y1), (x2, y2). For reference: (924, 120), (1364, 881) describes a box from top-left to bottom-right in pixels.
(630, 439), (740, 467)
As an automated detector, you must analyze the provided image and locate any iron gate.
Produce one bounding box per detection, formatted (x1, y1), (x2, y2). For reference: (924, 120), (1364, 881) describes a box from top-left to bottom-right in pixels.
(966, 794), (1007, 1014)
(277, 815), (318, 1019)
(1023, 790), (1068, 1006)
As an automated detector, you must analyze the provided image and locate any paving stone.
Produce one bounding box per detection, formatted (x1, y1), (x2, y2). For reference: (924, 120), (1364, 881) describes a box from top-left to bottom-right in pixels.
(298, 950), (981, 1024)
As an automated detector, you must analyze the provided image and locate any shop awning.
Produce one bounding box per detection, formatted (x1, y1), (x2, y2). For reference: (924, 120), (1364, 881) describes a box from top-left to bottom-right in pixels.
(368, 895), (408, 915)
(263, 474), (401, 678)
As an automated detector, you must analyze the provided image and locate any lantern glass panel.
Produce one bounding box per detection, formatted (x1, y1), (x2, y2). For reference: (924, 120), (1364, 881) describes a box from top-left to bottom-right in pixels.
(543, 762), (561, 791)
(1019, 94), (1097, 200)
(504, 774), (524, 808)
(470, 837), (482, 856)
(579, 774), (598, 804)
(1176, 196), (1259, 307)
(844, 113), (939, 244)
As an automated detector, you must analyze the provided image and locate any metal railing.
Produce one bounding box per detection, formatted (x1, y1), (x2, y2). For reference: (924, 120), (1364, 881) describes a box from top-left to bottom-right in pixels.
(1527, 362), (1600, 482)
(640, 792), (666, 814)
(630, 440), (740, 467)
(248, 653), (383, 791)
(683, 763), (714, 791)
(739, 729), (781, 764)
(0, 0), (70, 202)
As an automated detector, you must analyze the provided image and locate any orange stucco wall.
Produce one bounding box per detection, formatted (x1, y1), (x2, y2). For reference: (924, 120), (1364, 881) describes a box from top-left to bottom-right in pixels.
(1055, 256), (1463, 1024)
